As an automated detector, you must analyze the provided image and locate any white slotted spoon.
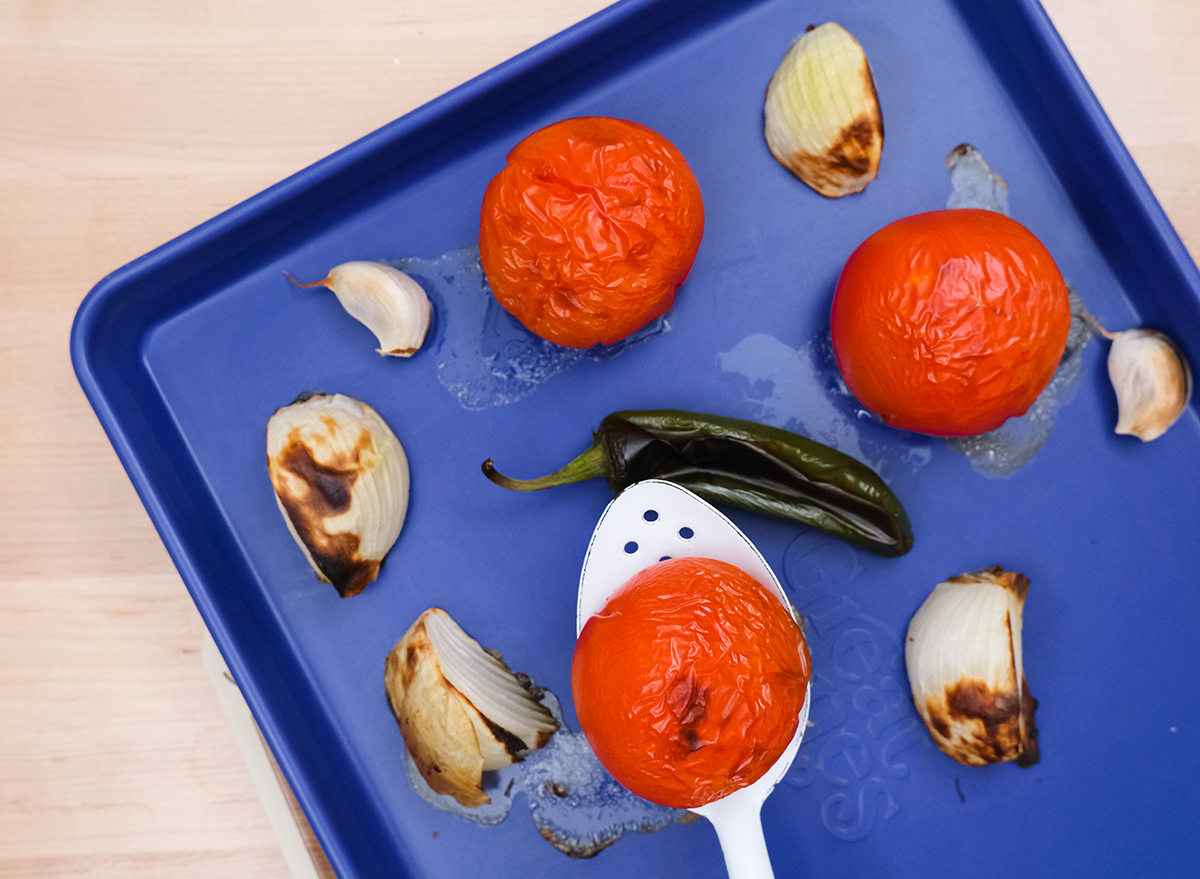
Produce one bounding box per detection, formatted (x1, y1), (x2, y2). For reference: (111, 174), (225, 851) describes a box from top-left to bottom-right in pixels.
(576, 479), (811, 879)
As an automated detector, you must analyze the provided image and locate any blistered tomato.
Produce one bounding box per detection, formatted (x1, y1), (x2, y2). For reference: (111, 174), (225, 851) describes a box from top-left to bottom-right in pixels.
(479, 116), (704, 349)
(830, 209), (1072, 437)
(571, 557), (811, 809)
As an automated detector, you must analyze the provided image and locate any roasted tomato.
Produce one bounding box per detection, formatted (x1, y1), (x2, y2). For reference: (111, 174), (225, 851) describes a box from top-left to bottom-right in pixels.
(479, 116), (704, 349)
(571, 557), (811, 809)
(830, 209), (1072, 437)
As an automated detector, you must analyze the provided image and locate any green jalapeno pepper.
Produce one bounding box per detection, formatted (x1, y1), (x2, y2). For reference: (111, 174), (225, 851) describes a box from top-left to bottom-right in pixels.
(482, 409), (913, 557)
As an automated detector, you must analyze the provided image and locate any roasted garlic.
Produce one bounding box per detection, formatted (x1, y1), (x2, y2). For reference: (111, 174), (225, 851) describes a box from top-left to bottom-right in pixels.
(1085, 315), (1192, 441)
(763, 22), (884, 198)
(266, 392), (408, 597)
(905, 566), (1039, 768)
(385, 608), (559, 808)
(288, 261), (432, 357)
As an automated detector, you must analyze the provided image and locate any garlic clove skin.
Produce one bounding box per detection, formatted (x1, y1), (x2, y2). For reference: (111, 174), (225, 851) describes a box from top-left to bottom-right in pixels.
(763, 22), (884, 198)
(1106, 328), (1192, 441)
(266, 392), (409, 598)
(905, 566), (1039, 768)
(290, 261), (432, 357)
(385, 608), (559, 807)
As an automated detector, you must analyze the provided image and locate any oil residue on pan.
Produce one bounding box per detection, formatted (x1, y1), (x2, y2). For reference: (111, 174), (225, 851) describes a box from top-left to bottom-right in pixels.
(398, 249), (667, 411)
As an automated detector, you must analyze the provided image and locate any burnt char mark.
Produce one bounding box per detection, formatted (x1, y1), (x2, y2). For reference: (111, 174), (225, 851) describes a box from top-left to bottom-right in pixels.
(679, 727), (704, 753)
(537, 825), (621, 860)
(863, 63), (884, 139)
(298, 459), (352, 510)
(480, 712), (533, 762)
(931, 672), (1039, 766)
(945, 678), (1021, 731)
(667, 673), (709, 754)
(949, 143), (974, 161)
(1016, 676), (1041, 768)
(949, 567), (1031, 603)
(293, 424), (376, 503)
(316, 552), (380, 599)
(385, 622), (427, 718)
(511, 671), (561, 748)
(1007, 571), (1031, 604)
(784, 111), (882, 198)
(825, 117), (878, 175)
(273, 427), (380, 597)
(402, 643), (422, 686)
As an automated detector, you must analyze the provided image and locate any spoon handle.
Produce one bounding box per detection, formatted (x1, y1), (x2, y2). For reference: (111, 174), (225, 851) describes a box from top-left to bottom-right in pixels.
(705, 802), (775, 879)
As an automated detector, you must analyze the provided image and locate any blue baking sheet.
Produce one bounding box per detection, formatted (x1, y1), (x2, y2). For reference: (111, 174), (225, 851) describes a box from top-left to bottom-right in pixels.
(71, 0), (1200, 877)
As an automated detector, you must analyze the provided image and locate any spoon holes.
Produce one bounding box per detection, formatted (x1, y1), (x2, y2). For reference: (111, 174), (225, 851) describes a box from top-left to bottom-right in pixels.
(678, 526), (694, 540)
(623, 541), (638, 554)
(642, 509), (659, 522)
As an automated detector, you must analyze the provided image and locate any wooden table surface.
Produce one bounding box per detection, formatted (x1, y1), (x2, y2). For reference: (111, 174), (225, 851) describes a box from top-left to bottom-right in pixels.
(2, 2), (1197, 877)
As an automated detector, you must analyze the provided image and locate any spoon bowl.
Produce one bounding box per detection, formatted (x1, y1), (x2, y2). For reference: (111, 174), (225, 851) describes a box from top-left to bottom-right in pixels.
(576, 479), (810, 879)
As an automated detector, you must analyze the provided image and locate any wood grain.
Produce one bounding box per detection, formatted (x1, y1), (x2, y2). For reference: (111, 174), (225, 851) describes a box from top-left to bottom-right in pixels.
(0, 2), (1195, 877)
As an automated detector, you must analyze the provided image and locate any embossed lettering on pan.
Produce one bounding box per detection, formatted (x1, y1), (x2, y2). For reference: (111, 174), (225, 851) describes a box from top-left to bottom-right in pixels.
(782, 533), (927, 841)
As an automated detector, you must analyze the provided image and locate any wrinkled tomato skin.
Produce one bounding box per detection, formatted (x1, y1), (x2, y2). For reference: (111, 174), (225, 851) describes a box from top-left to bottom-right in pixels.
(830, 209), (1072, 437)
(479, 116), (704, 349)
(571, 557), (811, 809)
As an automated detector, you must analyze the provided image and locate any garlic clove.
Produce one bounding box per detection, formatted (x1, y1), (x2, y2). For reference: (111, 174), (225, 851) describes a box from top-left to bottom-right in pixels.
(905, 566), (1039, 768)
(266, 392), (409, 597)
(1105, 328), (1192, 442)
(763, 22), (884, 198)
(385, 608), (559, 807)
(288, 261), (432, 357)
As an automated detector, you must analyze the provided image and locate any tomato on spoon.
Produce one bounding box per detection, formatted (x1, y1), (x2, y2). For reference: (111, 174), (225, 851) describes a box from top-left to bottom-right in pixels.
(572, 556), (811, 809)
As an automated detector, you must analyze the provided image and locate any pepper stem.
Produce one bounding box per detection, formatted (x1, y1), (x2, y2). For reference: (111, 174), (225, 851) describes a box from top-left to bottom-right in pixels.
(481, 441), (610, 491)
